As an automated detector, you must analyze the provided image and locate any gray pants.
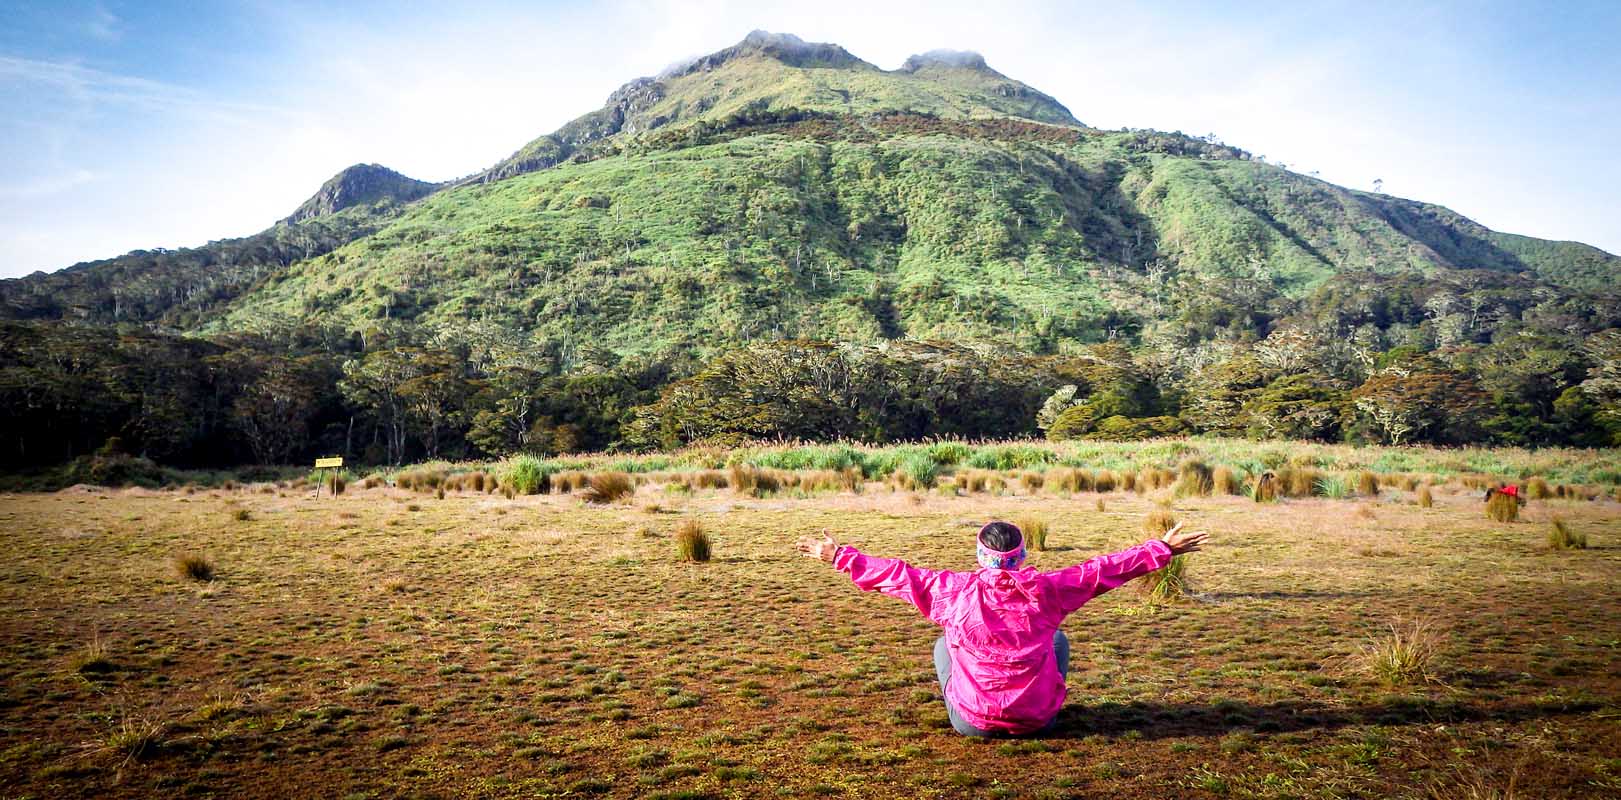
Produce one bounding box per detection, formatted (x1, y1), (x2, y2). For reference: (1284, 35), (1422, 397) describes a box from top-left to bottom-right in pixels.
(933, 631), (1070, 737)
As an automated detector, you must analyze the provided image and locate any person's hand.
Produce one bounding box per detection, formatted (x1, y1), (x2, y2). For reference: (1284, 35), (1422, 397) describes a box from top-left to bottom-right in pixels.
(796, 530), (839, 564)
(1160, 522), (1209, 555)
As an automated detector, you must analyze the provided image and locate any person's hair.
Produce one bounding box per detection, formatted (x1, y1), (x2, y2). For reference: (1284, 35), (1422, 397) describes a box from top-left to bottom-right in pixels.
(980, 521), (1023, 552)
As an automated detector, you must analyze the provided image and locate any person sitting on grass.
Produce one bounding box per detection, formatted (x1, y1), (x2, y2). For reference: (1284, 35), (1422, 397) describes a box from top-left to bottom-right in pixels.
(795, 520), (1209, 737)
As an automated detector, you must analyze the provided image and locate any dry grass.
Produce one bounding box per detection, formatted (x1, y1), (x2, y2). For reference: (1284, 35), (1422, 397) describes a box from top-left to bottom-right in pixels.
(1137, 554), (1191, 604)
(675, 519), (711, 562)
(1360, 618), (1444, 686)
(581, 472), (636, 505)
(1211, 466), (1240, 495)
(172, 554), (214, 582)
(1013, 517), (1048, 552)
(1486, 492), (1520, 523)
(3, 453), (1619, 799)
(1143, 509), (1177, 537)
(1357, 471), (1381, 497)
(1093, 469), (1118, 493)
(1525, 477), (1552, 500)
(1252, 471), (1279, 503)
(1546, 517), (1587, 550)
(1417, 484), (1434, 508)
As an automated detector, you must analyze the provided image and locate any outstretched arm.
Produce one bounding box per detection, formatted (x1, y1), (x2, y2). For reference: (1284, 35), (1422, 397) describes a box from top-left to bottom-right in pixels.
(795, 530), (948, 620)
(1050, 523), (1209, 615)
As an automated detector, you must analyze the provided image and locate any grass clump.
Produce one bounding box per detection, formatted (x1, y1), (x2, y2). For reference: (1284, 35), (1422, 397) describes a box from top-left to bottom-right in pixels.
(1485, 491), (1520, 523)
(1417, 483), (1434, 508)
(1546, 517), (1587, 550)
(1139, 554), (1191, 604)
(1173, 459), (1212, 497)
(1143, 509), (1178, 538)
(1013, 517), (1048, 552)
(505, 456), (550, 495)
(231, 508), (250, 522)
(1211, 466), (1239, 496)
(675, 520), (711, 563)
(1357, 471), (1380, 497)
(173, 554), (215, 582)
(1360, 618), (1443, 686)
(582, 472), (635, 504)
(1525, 477), (1552, 500)
(1252, 471), (1278, 503)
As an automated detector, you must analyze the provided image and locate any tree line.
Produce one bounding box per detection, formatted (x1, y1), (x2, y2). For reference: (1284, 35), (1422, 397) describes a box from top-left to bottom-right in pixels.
(2, 312), (1616, 474)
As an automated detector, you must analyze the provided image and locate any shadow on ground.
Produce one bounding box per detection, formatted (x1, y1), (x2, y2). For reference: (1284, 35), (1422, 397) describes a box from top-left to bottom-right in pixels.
(1046, 696), (1601, 740)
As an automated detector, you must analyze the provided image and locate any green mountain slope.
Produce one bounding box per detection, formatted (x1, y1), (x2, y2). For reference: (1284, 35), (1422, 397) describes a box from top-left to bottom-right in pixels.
(212, 111), (1617, 363)
(6, 30), (1617, 347)
(0, 163), (434, 326)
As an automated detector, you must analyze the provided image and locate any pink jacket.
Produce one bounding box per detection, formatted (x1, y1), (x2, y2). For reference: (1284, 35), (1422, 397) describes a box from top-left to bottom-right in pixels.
(834, 539), (1174, 733)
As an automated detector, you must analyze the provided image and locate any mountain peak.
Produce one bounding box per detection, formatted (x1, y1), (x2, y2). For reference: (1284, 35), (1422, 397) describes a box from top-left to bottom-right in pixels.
(660, 30), (872, 78)
(285, 164), (437, 224)
(899, 49), (997, 74)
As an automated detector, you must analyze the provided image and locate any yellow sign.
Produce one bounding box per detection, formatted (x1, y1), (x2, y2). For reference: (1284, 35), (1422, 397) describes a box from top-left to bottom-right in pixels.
(314, 457), (344, 469)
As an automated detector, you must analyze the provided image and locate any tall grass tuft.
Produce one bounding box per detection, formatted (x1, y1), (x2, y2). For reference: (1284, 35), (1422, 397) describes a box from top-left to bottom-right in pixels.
(505, 456), (549, 495)
(1093, 469), (1118, 493)
(1485, 492), (1520, 523)
(1525, 477), (1552, 500)
(1417, 484), (1434, 508)
(1546, 517), (1587, 550)
(1013, 517), (1048, 552)
(1019, 471), (1045, 493)
(1143, 509), (1178, 538)
(1211, 466), (1239, 496)
(675, 520), (711, 563)
(1120, 471), (1137, 493)
(1356, 471), (1380, 497)
(582, 472), (635, 504)
(1360, 618), (1443, 686)
(174, 554), (214, 582)
(1252, 472), (1278, 503)
(1138, 555), (1191, 604)
(1316, 474), (1351, 499)
(1174, 459), (1213, 497)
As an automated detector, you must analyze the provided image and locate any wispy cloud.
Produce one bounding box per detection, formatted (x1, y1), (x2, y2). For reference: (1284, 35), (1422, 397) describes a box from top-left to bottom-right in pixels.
(0, 55), (291, 125)
(0, 168), (95, 199)
(86, 3), (122, 42)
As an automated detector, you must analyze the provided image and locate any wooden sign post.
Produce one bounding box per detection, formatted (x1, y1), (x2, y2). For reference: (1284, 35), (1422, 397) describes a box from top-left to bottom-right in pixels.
(314, 456), (344, 497)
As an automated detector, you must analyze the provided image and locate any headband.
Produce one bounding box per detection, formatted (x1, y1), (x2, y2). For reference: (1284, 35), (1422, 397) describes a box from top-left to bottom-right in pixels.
(976, 522), (1027, 570)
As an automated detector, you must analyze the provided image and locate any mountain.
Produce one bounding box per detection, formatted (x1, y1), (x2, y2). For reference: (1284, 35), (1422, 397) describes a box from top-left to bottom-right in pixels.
(0, 163), (433, 326)
(3, 30), (1617, 351)
(284, 164), (439, 223)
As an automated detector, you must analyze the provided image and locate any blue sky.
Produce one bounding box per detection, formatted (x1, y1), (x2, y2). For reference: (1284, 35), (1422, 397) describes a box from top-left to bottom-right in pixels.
(2, 0), (1618, 278)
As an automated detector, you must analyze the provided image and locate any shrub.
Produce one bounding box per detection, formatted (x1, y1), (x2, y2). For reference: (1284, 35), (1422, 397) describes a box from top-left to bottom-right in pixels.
(582, 472), (635, 505)
(1546, 517), (1587, 550)
(174, 554), (215, 582)
(1360, 618), (1442, 686)
(1143, 509), (1177, 538)
(1525, 477), (1552, 500)
(1485, 492), (1519, 522)
(675, 520), (711, 562)
(1013, 517), (1048, 552)
(1356, 471), (1380, 497)
(1211, 467), (1239, 496)
(1138, 555), (1190, 603)
(1417, 484), (1433, 508)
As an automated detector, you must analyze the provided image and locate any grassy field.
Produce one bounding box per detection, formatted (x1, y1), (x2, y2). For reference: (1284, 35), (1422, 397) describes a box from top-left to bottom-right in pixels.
(1, 469), (1618, 798)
